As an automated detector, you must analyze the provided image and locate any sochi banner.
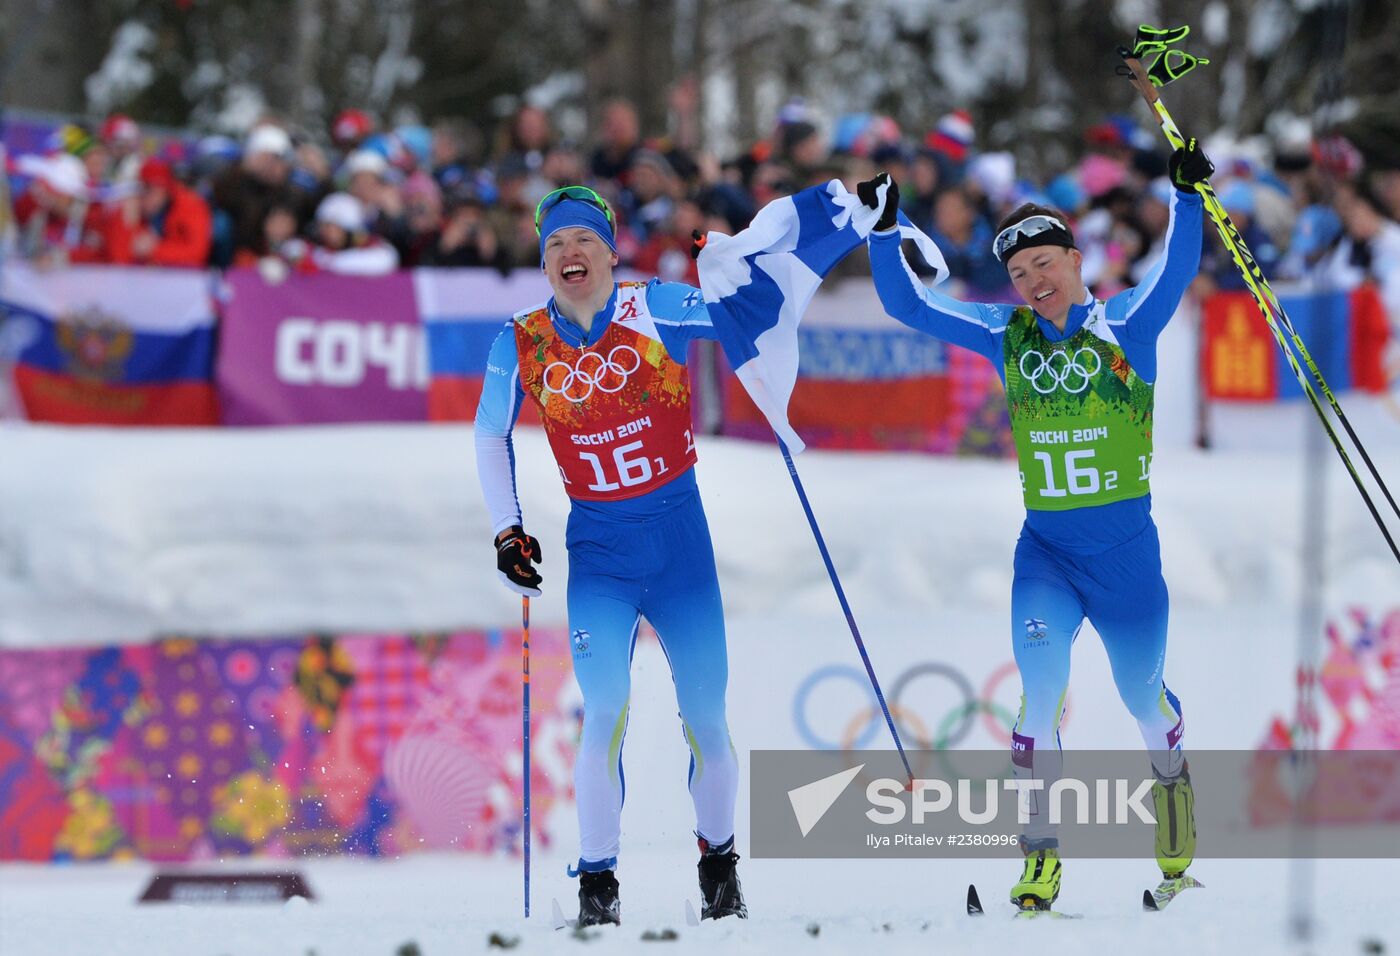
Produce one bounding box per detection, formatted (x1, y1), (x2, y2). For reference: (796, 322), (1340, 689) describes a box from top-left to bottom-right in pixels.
(2, 263), (219, 425)
(216, 269), (426, 425)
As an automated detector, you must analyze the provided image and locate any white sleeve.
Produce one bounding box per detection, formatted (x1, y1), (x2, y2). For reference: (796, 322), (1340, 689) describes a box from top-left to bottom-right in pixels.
(474, 325), (527, 535)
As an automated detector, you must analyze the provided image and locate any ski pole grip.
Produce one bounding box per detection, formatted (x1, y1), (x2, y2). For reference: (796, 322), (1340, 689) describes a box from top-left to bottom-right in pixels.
(1116, 46), (1159, 106)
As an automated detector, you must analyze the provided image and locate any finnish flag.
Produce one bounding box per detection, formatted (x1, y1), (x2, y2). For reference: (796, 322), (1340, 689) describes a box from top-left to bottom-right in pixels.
(696, 179), (948, 453)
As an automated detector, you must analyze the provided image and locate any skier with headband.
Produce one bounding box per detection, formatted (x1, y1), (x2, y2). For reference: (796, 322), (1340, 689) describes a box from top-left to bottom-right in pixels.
(857, 139), (1213, 913)
(474, 186), (746, 926)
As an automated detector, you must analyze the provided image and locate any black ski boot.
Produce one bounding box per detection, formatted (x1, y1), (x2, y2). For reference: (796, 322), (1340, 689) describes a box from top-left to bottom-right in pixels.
(577, 868), (621, 927)
(697, 837), (748, 920)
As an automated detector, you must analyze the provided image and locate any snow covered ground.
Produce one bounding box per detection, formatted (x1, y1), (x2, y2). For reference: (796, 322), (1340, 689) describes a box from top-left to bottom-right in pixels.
(3, 853), (1397, 956)
(2, 402), (1398, 954)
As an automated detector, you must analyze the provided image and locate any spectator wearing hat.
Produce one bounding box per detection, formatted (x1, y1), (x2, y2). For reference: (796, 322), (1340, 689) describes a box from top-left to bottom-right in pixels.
(400, 171), (445, 265)
(1078, 121), (1132, 201)
(342, 148), (411, 257)
(101, 114), (145, 186)
(1201, 180), (1279, 291)
(212, 124), (314, 263)
(777, 121), (826, 183)
(306, 192), (399, 275)
(430, 118), (482, 194)
(51, 124), (112, 193)
(331, 109), (376, 153)
(11, 153), (114, 265)
(620, 149), (679, 245)
(489, 155), (544, 269)
(108, 158), (213, 268)
(924, 109), (975, 182)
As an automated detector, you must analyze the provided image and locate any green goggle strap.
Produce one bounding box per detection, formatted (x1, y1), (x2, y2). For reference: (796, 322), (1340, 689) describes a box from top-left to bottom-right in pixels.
(533, 186), (615, 235)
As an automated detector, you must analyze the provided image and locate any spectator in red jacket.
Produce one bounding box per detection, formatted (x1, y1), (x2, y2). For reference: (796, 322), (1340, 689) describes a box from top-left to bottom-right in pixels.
(108, 158), (213, 267)
(11, 153), (114, 265)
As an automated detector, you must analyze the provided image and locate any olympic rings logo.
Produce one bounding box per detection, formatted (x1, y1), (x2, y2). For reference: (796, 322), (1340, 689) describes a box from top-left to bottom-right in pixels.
(792, 661), (1071, 752)
(542, 345), (641, 403)
(1019, 346), (1101, 395)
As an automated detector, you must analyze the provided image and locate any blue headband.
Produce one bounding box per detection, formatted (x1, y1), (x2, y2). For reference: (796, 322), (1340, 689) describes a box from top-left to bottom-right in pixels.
(538, 199), (617, 265)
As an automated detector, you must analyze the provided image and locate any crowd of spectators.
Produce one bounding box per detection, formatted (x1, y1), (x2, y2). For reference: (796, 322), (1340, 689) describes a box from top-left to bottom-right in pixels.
(2, 96), (1398, 324)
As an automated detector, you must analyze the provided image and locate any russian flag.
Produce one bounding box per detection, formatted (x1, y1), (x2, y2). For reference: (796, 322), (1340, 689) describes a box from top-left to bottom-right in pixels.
(414, 269), (555, 423)
(696, 179), (947, 452)
(2, 264), (218, 425)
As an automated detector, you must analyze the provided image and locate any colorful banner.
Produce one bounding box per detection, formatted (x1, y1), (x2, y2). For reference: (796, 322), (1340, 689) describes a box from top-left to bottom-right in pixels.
(1257, 606), (1400, 753)
(2, 264), (219, 425)
(0, 631), (576, 862)
(1203, 285), (1391, 401)
(719, 283), (1013, 455)
(217, 269), (426, 425)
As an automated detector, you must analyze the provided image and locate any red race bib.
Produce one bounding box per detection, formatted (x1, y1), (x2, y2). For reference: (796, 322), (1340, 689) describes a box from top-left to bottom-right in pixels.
(515, 282), (698, 501)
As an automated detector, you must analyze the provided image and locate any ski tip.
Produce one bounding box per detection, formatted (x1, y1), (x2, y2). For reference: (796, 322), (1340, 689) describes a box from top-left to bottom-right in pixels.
(1142, 889), (1159, 912)
(966, 884), (984, 916)
(550, 897), (576, 931)
(684, 899), (701, 927)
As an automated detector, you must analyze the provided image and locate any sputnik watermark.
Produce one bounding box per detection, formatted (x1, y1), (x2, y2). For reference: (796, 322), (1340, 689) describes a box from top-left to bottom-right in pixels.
(863, 776), (1156, 827)
(755, 749), (1400, 859)
(787, 767), (1156, 837)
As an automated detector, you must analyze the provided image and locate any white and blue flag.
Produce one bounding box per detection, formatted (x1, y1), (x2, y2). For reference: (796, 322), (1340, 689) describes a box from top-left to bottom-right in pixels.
(696, 179), (948, 453)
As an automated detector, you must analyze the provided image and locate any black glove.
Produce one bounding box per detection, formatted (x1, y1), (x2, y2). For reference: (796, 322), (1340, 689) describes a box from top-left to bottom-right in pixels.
(1168, 138), (1214, 193)
(495, 525), (542, 596)
(856, 173), (901, 232)
(690, 229), (707, 260)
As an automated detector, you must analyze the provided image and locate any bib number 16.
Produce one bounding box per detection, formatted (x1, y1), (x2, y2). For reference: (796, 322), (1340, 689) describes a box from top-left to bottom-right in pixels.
(579, 440), (653, 492)
(1023, 449), (1121, 498)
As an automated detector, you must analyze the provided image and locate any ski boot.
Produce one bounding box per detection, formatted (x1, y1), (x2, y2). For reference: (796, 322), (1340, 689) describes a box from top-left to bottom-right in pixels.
(697, 837), (748, 920)
(1010, 844), (1062, 912)
(577, 868), (621, 927)
(1152, 764), (1196, 877)
(1145, 764), (1203, 909)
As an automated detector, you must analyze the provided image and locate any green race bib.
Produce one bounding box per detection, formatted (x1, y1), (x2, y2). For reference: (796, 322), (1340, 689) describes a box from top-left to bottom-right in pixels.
(1004, 305), (1155, 511)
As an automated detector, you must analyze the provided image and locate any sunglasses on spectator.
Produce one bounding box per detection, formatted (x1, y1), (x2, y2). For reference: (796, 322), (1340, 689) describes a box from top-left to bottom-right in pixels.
(992, 214), (1072, 262)
(533, 185), (615, 236)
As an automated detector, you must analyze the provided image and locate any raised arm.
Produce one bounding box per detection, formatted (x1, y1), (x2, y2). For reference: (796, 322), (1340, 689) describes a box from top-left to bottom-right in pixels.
(1106, 188), (1204, 349)
(474, 324), (527, 535)
(867, 228), (1007, 363)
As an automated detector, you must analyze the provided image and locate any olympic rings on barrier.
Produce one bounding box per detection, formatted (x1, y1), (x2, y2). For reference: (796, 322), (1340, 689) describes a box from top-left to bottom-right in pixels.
(542, 344), (642, 403)
(793, 660), (1071, 752)
(1019, 346), (1101, 395)
(841, 704), (932, 751)
(888, 663), (976, 748)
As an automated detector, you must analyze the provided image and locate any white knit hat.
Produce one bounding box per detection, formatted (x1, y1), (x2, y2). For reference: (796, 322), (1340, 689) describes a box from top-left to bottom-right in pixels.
(18, 153), (89, 198)
(245, 124), (293, 157)
(315, 192), (368, 233)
